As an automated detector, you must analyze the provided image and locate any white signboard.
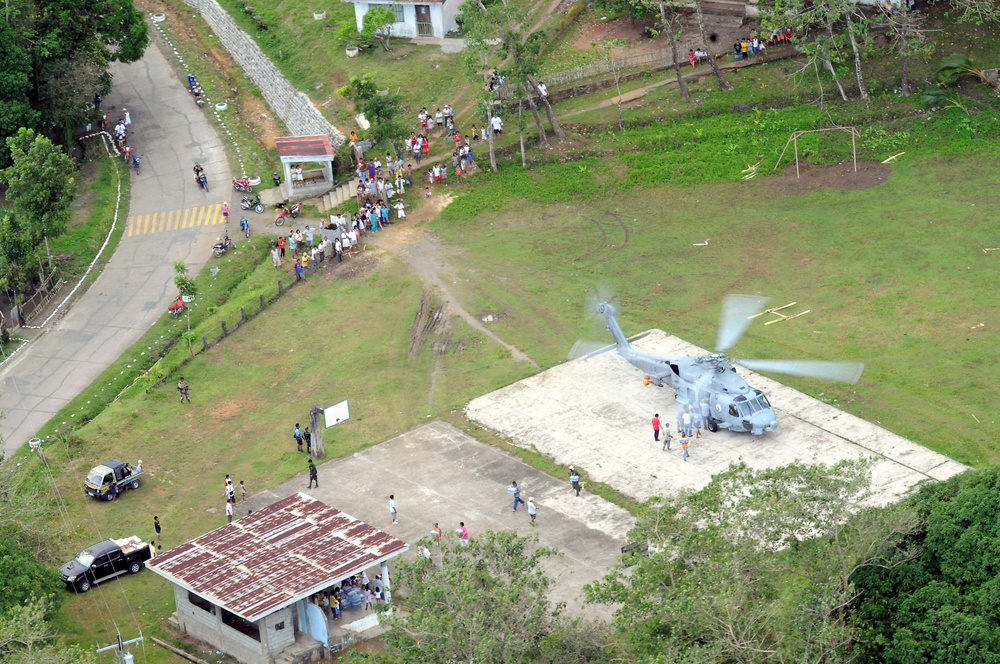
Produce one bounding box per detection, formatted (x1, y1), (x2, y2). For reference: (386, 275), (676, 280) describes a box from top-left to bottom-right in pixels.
(323, 400), (350, 429)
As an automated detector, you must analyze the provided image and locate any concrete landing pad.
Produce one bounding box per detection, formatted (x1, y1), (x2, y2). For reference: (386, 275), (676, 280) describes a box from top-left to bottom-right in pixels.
(251, 420), (634, 620)
(467, 331), (968, 505)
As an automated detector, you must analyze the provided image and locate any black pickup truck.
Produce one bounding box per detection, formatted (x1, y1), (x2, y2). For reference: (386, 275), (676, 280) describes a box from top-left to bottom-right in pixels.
(59, 536), (155, 593)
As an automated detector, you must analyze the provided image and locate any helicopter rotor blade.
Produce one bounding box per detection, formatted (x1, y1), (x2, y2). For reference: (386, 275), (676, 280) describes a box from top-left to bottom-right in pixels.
(584, 282), (616, 321)
(716, 294), (770, 352)
(737, 359), (865, 384)
(567, 339), (616, 361)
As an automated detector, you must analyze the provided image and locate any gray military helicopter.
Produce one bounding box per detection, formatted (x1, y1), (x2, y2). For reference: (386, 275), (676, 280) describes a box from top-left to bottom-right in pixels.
(581, 295), (864, 435)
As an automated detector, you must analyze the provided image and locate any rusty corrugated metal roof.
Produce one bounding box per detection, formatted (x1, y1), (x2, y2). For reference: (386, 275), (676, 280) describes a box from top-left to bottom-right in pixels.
(275, 135), (335, 159)
(147, 493), (408, 622)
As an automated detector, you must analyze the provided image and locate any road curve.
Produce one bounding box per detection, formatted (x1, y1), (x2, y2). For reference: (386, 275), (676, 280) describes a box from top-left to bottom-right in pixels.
(0, 37), (233, 457)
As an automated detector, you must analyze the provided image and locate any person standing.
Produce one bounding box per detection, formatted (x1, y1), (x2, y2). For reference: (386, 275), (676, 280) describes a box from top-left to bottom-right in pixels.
(682, 408), (693, 437)
(680, 433), (690, 461)
(308, 459), (318, 488)
(221, 201), (229, 224)
(431, 523), (443, 544)
(527, 498), (537, 526)
(154, 516), (161, 542)
(509, 481), (526, 512)
(457, 521), (469, 546)
(701, 397), (712, 434)
(226, 499), (234, 523)
(294, 424), (304, 452)
(294, 259), (305, 282)
(123, 108), (132, 129)
(651, 413), (661, 442)
(240, 480), (248, 503)
(303, 427), (312, 454)
(177, 377), (191, 403)
(662, 428), (674, 451)
(225, 475), (235, 503)
(569, 466), (581, 497)
(389, 494), (398, 524)
(334, 237), (343, 263)
(277, 236), (287, 258)
(271, 245), (281, 269)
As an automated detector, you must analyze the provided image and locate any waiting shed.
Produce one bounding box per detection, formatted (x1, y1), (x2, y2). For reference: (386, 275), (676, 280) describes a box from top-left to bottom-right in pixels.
(275, 135), (336, 201)
(147, 493), (408, 664)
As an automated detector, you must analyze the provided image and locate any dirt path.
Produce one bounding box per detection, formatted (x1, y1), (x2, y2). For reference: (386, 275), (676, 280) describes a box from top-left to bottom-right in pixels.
(370, 196), (539, 368)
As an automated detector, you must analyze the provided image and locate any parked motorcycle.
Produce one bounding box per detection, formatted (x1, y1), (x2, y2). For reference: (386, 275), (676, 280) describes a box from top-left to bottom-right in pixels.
(240, 217), (250, 238)
(240, 194), (264, 214)
(274, 202), (300, 226)
(232, 177), (254, 193)
(212, 234), (235, 258)
(187, 73), (206, 108)
(168, 296), (186, 319)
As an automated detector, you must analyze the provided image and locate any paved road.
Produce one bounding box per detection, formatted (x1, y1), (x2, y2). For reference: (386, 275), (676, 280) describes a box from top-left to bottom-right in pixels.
(0, 37), (233, 457)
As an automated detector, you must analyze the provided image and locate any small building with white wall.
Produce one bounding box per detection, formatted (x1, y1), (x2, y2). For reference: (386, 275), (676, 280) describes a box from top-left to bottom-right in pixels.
(148, 493), (408, 664)
(344, 0), (461, 39)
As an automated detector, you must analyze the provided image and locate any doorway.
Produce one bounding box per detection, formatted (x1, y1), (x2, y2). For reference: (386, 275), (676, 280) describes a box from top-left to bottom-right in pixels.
(415, 5), (433, 36)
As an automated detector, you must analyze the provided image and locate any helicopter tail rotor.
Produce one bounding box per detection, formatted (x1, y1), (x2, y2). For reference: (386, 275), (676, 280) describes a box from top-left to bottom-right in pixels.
(716, 294), (770, 353)
(737, 359), (865, 384)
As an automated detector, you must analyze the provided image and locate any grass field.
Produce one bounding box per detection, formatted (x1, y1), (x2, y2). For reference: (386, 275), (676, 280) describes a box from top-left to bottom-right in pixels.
(28, 5), (1000, 660)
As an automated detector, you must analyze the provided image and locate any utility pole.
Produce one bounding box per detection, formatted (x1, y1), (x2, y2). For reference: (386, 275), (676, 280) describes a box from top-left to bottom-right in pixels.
(96, 631), (143, 664)
(309, 405), (325, 458)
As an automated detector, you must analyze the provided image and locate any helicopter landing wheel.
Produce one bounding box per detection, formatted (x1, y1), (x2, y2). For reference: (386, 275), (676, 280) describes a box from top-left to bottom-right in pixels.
(707, 417), (719, 433)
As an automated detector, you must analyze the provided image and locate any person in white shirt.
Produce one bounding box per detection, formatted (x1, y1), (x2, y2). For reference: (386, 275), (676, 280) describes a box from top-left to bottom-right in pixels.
(491, 115), (503, 135)
(537, 81), (548, 97)
(394, 200), (405, 219)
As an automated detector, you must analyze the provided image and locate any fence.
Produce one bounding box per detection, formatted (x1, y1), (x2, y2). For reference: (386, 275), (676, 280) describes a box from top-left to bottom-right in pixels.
(21, 268), (62, 324)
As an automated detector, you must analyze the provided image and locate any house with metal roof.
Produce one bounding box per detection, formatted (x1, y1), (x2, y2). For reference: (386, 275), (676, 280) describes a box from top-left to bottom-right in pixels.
(148, 493), (408, 664)
(344, 0), (461, 40)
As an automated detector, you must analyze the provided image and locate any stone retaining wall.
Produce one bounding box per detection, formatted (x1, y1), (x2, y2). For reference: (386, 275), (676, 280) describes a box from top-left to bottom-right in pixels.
(182, 0), (345, 148)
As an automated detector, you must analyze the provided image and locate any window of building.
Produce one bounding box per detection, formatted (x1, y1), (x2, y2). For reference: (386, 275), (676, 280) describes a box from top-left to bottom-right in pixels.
(222, 608), (261, 642)
(188, 592), (216, 615)
(392, 4), (404, 22)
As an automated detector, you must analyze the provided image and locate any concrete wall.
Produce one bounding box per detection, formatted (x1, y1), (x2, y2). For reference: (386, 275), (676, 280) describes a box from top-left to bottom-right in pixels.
(181, 0), (345, 150)
(352, 1), (460, 39)
(353, 3), (419, 38)
(172, 584), (281, 664)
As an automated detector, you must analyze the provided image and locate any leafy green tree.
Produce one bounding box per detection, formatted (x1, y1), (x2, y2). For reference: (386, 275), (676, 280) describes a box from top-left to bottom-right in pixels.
(852, 466), (1000, 663)
(0, 599), (91, 664)
(0, 22), (39, 141)
(360, 5), (397, 51)
(337, 75), (406, 145)
(459, 0), (506, 170)
(3, 129), (76, 246)
(881, 5), (932, 96)
(173, 261), (197, 297)
(588, 460), (920, 662)
(379, 531), (609, 663)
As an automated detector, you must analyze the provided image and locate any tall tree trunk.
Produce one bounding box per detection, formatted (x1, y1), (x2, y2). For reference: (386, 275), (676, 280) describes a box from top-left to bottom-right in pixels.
(485, 108), (497, 172)
(522, 81), (548, 144)
(695, 1), (732, 91)
(669, 36), (692, 104)
(523, 88), (548, 146)
(900, 50), (909, 96)
(658, 2), (690, 104)
(824, 22), (848, 101)
(526, 75), (564, 139)
(517, 101), (527, 167)
(845, 15), (868, 100)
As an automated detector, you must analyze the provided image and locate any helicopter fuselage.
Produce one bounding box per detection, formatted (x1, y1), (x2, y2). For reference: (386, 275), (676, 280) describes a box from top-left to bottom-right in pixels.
(598, 303), (779, 435)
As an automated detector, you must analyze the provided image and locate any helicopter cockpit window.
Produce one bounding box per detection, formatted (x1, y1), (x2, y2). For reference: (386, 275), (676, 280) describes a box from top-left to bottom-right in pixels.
(732, 396), (751, 417)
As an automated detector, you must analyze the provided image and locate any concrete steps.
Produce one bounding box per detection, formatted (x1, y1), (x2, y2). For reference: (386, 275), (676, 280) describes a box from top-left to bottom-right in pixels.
(320, 180), (359, 213)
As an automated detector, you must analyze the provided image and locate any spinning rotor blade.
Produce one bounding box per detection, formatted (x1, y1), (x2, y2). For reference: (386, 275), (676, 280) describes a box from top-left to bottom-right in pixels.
(568, 340), (615, 361)
(737, 359), (865, 384)
(584, 282), (616, 320)
(716, 294), (770, 352)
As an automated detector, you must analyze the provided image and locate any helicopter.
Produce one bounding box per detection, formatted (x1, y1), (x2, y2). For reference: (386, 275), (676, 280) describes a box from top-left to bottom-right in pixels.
(588, 295), (864, 435)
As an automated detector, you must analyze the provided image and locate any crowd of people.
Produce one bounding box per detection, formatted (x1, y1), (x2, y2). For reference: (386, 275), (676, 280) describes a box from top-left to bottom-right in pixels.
(733, 28), (794, 60)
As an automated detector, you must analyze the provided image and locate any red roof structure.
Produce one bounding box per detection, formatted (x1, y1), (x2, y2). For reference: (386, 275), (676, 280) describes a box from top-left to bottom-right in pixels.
(147, 493), (407, 622)
(275, 135), (335, 160)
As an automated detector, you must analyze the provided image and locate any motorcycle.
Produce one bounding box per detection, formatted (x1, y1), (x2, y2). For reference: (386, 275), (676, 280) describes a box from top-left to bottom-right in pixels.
(168, 296), (186, 319)
(240, 217), (250, 238)
(212, 234), (235, 258)
(240, 194), (264, 214)
(187, 73), (206, 108)
(132, 154), (140, 175)
(232, 177), (254, 193)
(195, 170), (209, 191)
(274, 202), (300, 226)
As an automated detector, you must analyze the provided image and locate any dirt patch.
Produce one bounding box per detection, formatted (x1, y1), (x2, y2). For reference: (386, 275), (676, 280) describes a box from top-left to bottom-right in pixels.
(210, 399), (266, 419)
(337, 251), (380, 279)
(770, 160), (891, 192)
(409, 290), (448, 357)
(572, 15), (658, 53)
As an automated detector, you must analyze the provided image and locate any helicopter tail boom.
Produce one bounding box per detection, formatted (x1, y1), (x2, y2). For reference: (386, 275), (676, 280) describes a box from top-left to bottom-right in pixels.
(598, 303), (633, 355)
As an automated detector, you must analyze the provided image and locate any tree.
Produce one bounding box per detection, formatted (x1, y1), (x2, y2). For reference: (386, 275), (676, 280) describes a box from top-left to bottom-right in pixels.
(593, 40), (628, 132)
(881, 5), (932, 96)
(172, 260), (197, 297)
(0, 599), (90, 664)
(360, 5), (397, 51)
(694, 0), (733, 91)
(0, 22), (40, 141)
(3, 129), (77, 246)
(852, 466), (1000, 663)
(459, 0), (505, 171)
(948, 0), (1000, 24)
(338, 75), (407, 145)
(379, 531), (609, 662)
(588, 460), (921, 662)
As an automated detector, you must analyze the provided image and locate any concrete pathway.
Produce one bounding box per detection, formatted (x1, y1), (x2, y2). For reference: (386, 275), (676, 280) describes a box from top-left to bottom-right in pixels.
(249, 421), (634, 620)
(0, 36), (232, 457)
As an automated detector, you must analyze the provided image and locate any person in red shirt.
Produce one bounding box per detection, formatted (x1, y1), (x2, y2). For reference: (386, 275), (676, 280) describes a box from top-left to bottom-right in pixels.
(652, 413), (662, 442)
